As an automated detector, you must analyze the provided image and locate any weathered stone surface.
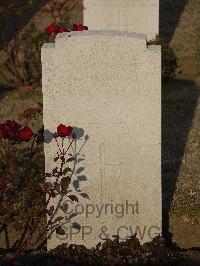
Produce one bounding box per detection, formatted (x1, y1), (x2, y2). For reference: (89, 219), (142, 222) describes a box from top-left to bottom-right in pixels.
(84, 0), (159, 40)
(41, 30), (161, 249)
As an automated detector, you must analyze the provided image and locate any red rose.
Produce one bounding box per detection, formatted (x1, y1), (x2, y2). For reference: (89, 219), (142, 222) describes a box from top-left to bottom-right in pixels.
(72, 24), (88, 31)
(17, 126), (34, 142)
(58, 26), (70, 33)
(3, 120), (23, 141)
(45, 23), (59, 35)
(57, 124), (73, 137)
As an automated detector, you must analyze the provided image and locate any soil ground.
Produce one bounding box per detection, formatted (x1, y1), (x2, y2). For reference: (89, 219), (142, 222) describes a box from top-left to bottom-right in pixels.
(160, 0), (200, 249)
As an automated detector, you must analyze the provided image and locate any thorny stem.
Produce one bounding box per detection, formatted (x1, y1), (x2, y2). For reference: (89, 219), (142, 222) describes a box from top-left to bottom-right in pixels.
(68, 137), (75, 154)
(14, 217), (31, 251)
(47, 153), (77, 227)
(4, 134), (87, 258)
(31, 137), (76, 248)
(44, 138), (73, 222)
(45, 139), (73, 217)
(45, 194), (52, 210)
(36, 216), (73, 250)
(29, 135), (37, 159)
(77, 138), (88, 156)
(34, 148), (77, 248)
(55, 137), (62, 154)
(64, 138), (74, 156)
(14, 218), (40, 256)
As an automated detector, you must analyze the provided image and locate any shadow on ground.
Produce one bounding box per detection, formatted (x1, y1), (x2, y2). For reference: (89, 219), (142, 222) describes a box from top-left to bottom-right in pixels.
(162, 78), (199, 243)
(0, 0), (84, 99)
(160, 0), (188, 43)
(0, 0), (50, 98)
(0, 85), (16, 103)
(0, 0), (49, 46)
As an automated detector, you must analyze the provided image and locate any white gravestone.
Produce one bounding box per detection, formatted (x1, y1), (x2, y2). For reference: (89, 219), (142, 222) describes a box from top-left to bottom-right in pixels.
(42, 30), (161, 250)
(84, 0), (159, 40)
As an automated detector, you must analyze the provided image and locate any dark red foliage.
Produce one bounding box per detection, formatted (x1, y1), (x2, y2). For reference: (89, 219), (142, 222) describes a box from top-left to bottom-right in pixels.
(0, 120), (34, 142)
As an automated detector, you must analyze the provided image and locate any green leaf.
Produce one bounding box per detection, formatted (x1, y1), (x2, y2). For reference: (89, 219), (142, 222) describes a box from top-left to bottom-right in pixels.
(52, 167), (58, 175)
(68, 195), (79, 202)
(76, 167), (84, 174)
(72, 222), (81, 229)
(56, 226), (65, 235)
(53, 216), (64, 223)
(54, 157), (59, 162)
(63, 167), (72, 175)
(66, 157), (76, 163)
(60, 176), (71, 193)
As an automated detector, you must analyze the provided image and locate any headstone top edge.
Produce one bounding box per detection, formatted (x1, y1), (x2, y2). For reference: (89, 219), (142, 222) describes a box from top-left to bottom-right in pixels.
(42, 43), (55, 50)
(55, 30), (147, 41)
(41, 32), (162, 53)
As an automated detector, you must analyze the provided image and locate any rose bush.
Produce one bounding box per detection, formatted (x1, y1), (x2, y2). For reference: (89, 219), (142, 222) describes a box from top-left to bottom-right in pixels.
(44, 23), (70, 35)
(44, 22), (88, 36)
(17, 126), (34, 142)
(0, 114), (45, 238)
(0, 0), (85, 88)
(44, 23), (59, 35)
(0, 110), (89, 262)
(0, 120), (34, 142)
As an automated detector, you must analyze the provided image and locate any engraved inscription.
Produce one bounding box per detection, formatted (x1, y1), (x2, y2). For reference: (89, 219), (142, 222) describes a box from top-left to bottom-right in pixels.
(99, 143), (123, 202)
(108, 10), (135, 29)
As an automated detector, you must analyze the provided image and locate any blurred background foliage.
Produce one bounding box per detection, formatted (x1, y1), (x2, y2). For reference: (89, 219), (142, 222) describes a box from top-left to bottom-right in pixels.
(0, 0), (83, 89)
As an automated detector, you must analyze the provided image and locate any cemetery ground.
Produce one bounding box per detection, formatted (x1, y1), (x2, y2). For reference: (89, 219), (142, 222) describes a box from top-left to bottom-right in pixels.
(0, 54), (200, 265)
